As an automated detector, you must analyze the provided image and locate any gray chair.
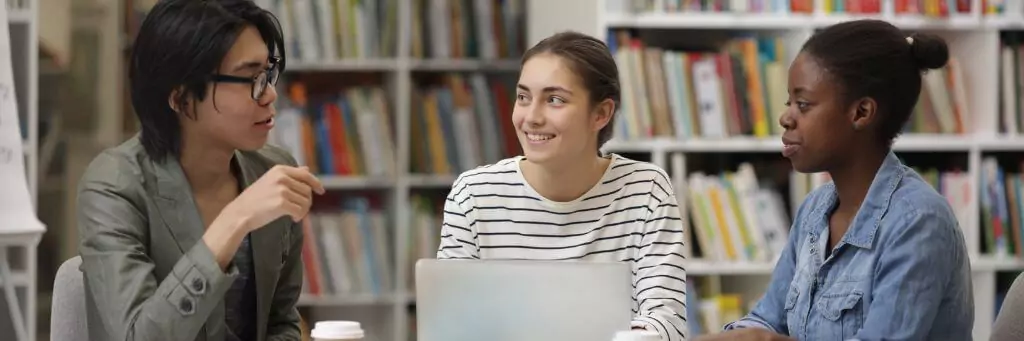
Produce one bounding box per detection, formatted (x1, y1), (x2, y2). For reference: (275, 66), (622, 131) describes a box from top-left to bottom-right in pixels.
(994, 272), (1024, 341)
(50, 256), (86, 341)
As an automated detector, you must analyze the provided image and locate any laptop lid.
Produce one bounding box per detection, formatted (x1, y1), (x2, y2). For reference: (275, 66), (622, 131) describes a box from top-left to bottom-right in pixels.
(415, 259), (634, 341)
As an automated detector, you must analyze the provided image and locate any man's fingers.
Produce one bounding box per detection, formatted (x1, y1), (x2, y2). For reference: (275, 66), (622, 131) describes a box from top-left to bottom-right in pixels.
(281, 190), (311, 222)
(281, 175), (313, 198)
(281, 165), (326, 194)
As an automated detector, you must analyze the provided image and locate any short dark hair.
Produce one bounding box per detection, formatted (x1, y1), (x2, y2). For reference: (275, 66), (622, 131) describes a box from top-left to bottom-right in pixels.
(800, 19), (949, 144)
(521, 31), (621, 152)
(129, 0), (285, 161)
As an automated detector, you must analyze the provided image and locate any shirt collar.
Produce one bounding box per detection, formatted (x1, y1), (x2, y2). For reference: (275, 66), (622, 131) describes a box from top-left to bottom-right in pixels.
(802, 150), (908, 249)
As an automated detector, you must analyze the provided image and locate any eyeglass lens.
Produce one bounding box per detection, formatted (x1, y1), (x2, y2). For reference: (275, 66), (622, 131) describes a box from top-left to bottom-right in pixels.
(252, 66), (281, 100)
(253, 72), (267, 99)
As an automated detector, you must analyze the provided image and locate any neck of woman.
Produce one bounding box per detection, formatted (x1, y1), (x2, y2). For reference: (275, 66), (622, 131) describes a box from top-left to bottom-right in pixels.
(178, 135), (237, 194)
(521, 152), (611, 203)
(828, 147), (888, 218)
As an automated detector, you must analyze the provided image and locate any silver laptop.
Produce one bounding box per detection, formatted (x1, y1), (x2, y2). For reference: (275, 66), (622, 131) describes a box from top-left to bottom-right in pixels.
(415, 259), (634, 341)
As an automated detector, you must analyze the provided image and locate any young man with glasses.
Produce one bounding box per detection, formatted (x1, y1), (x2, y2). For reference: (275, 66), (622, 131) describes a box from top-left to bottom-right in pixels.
(75, 0), (324, 340)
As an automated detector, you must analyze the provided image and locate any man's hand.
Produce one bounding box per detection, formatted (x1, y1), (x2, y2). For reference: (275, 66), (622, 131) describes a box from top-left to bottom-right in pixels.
(693, 328), (796, 341)
(205, 165), (324, 270)
(219, 165), (325, 231)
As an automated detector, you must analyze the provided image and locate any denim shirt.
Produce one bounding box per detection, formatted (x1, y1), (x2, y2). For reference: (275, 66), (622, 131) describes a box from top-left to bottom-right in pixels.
(723, 151), (974, 340)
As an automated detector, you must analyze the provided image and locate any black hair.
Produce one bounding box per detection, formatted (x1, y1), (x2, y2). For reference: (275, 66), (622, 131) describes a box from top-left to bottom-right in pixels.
(129, 0), (285, 161)
(521, 31), (621, 153)
(800, 19), (949, 144)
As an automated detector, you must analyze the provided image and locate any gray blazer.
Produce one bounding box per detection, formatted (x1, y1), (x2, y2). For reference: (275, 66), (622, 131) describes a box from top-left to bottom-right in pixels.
(76, 135), (304, 341)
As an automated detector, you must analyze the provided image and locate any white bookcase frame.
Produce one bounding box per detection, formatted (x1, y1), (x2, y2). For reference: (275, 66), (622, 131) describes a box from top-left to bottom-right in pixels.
(156, 0), (1024, 340)
(7, 0), (36, 201)
(593, 0), (1024, 340)
(3, 0), (39, 340)
(281, 2), (524, 341)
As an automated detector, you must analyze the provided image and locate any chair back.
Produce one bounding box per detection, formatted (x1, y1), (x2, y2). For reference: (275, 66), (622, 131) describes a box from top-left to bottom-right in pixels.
(50, 256), (86, 341)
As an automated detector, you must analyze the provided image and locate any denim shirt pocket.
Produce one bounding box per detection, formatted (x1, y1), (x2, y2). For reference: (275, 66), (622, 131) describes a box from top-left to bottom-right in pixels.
(785, 285), (799, 311)
(815, 289), (865, 339)
(783, 284), (801, 334)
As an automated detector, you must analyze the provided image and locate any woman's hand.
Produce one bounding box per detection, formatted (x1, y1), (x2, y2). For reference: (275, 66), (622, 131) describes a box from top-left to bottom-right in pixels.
(694, 328), (796, 341)
(222, 165), (325, 231)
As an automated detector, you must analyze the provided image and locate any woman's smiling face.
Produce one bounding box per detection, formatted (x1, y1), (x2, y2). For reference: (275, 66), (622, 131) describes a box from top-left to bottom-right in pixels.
(513, 52), (610, 165)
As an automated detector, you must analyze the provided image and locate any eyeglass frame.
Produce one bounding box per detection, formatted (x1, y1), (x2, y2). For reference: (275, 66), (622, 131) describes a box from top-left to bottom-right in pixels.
(209, 56), (282, 100)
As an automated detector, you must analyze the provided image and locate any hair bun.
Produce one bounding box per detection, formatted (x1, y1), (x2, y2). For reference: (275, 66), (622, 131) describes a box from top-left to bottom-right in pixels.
(908, 33), (950, 70)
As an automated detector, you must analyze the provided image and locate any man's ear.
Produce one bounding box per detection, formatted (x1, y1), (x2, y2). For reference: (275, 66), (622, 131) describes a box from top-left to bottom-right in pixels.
(168, 87), (194, 119)
(850, 97), (877, 131)
(592, 98), (615, 132)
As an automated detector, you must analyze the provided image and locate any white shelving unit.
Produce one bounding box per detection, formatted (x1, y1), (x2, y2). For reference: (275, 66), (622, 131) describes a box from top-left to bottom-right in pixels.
(2, 0), (39, 340)
(287, 64), (523, 340)
(287, 68), (527, 338)
(593, 0), (1024, 340)
(273, 1), (525, 341)
(265, 0), (1024, 340)
(6, 0), (36, 203)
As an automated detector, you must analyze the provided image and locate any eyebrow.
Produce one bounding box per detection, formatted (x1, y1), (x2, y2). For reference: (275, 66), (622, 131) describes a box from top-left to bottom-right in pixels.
(517, 84), (574, 95)
(232, 60), (267, 73)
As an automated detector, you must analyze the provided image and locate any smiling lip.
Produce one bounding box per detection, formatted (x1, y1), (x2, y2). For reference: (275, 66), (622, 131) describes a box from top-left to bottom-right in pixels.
(524, 132), (555, 144)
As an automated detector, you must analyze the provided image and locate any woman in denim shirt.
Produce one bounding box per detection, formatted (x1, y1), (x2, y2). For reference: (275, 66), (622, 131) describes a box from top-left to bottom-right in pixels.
(698, 19), (974, 341)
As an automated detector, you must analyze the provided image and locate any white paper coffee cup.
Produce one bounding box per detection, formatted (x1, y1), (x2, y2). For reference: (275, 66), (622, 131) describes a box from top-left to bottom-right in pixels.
(310, 321), (365, 340)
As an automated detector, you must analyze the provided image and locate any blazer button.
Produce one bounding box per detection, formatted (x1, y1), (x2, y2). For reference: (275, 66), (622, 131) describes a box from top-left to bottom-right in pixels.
(191, 278), (206, 293)
(180, 298), (194, 314)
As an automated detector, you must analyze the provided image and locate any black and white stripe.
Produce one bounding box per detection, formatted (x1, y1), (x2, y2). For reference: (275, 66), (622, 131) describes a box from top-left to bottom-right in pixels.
(437, 154), (688, 341)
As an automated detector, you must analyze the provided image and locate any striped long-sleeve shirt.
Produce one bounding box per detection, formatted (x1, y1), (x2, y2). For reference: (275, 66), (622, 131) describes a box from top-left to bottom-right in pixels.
(436, 154), (688, 341)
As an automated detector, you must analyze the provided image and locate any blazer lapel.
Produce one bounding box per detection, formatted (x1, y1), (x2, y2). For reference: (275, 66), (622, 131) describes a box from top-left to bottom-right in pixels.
(234, 151), (282, 341)
(150, 156), (205, 257)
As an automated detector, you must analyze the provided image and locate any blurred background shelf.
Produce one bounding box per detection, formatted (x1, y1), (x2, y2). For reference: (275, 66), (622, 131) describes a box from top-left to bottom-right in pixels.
(17, 0), (1024, 340)
(298, 293), (412, 307)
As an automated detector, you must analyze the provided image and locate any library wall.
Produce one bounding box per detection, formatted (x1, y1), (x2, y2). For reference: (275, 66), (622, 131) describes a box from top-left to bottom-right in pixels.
(19, 0), (1024, 340)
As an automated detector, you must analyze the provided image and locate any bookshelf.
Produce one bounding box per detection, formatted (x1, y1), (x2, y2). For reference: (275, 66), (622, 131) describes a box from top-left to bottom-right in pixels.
(117, 0), (1024, 340)
(592, 0), (1024, 340)
(260, 1), (526, 341)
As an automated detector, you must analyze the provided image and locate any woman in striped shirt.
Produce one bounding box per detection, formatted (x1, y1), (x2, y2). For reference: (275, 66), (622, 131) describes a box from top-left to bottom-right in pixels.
(436, 31), (688, 341)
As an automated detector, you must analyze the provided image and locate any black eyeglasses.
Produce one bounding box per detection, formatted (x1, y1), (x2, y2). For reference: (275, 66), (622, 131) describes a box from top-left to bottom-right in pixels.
(210, 57), (282, 100)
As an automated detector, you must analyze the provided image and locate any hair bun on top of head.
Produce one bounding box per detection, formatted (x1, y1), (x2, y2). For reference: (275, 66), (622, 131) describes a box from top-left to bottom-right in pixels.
(907, 33), (950, 70)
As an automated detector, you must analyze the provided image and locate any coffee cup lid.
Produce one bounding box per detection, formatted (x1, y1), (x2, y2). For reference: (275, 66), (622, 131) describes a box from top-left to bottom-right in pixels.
(311, 321), (364, 340)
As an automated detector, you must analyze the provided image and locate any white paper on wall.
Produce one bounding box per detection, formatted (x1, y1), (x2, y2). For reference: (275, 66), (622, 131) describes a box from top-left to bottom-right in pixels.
(0, 4), (45, 234)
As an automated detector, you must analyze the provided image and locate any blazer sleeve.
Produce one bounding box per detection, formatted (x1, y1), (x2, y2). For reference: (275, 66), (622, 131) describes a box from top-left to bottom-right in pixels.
(77, 151), (240, 340)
